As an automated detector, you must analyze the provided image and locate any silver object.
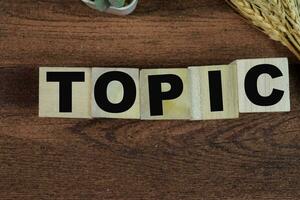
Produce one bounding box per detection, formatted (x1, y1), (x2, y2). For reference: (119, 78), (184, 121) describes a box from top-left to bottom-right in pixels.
(81, 0), (138, 16)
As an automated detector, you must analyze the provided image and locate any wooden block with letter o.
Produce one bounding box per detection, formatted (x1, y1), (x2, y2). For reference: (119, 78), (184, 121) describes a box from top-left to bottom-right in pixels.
(39, 67), (91, 118)
(234, 58), (290, 113)
(189, 65), (239, 120)
(91, 68), (140, 119)
(140, 68), (190, 120)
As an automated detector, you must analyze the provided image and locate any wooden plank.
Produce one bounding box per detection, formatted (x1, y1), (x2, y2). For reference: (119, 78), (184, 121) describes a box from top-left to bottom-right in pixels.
(0, 0), (296, 67)
(0, 65), (300, 200)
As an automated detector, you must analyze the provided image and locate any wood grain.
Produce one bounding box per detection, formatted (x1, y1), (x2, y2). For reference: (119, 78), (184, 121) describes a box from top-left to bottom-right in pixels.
(1, 0), (300, 199)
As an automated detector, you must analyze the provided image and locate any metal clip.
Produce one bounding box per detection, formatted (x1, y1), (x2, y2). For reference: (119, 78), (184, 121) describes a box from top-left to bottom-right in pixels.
(81, 0), (138, 16)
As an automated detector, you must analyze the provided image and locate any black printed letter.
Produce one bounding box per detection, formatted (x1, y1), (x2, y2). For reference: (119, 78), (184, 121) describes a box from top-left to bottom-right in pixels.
(47, 72), (85, 112)
(208, 71), (224, 112)
(94, 71), (136, 113)
(244, 64), (284, 106)
(148, 74), (183, 116)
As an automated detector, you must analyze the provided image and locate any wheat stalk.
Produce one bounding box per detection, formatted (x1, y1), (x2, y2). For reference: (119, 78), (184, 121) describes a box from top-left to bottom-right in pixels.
(226, 0), (300, 60)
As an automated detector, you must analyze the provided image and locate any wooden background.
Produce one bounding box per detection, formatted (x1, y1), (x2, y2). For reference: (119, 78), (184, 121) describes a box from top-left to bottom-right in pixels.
(1, 0), (300, 199)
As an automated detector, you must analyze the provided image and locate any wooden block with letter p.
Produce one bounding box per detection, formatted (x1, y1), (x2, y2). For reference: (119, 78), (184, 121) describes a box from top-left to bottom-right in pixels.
(140, 68), (190, 120)
(39, 67), (91, 118)
(92, 68), (140, 119)
(234, 58), (290, 113)
(189, 65), (239, 120)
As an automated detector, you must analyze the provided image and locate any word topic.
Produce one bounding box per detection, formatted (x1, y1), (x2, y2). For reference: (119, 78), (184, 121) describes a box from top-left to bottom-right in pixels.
(39, 58), (290, 120)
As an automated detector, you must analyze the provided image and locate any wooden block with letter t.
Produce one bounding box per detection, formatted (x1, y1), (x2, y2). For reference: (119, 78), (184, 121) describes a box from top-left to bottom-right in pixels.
(91, 68), (140, 119)
(234, 57), (290, 113)
(189, 65), (239, 120)
(140, 68), (190, 120)
(39, 67), (91, 118)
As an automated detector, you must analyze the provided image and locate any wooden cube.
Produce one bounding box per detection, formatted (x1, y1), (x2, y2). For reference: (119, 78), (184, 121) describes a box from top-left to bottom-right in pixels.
(39, 67), (91, 118)
(189, 65), (239, 120)
(234, 58), (290, 113)
(140, 68), (190, 120)
(91, 68), (140, 119)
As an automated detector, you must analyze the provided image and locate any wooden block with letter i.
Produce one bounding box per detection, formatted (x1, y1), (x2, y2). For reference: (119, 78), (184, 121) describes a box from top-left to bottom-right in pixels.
(92, 68), (140, 119)
(140, 68), (190, 120)
(234, 57), (290, 113)
(39, 67), (91, 118)
(189, 65), (239, 120)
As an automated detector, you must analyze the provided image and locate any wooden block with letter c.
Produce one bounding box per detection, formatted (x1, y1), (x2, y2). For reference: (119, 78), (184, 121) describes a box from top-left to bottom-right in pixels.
(234, 58), (290, 113)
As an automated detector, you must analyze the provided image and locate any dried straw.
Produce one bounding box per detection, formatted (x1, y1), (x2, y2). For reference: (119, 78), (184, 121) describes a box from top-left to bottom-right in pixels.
(226, 0), (300, 60)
